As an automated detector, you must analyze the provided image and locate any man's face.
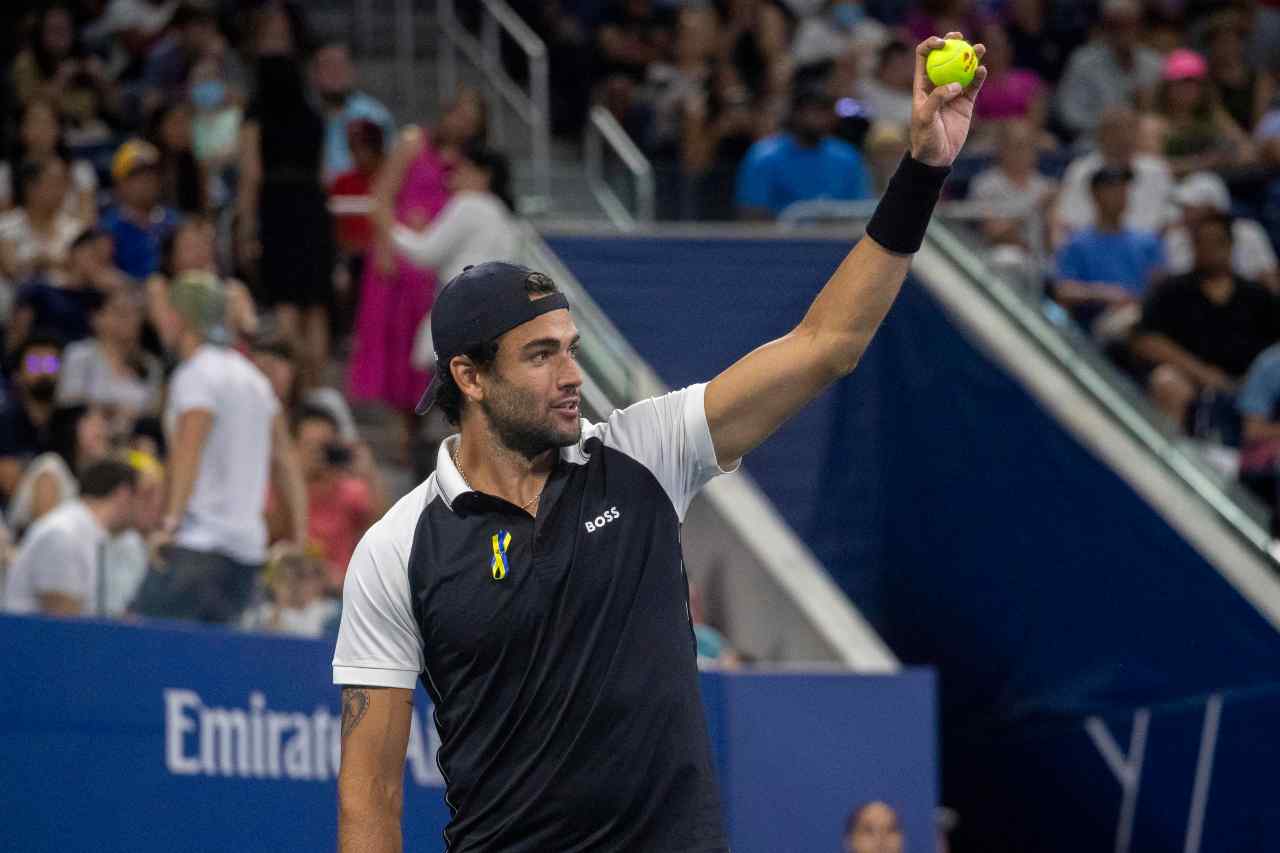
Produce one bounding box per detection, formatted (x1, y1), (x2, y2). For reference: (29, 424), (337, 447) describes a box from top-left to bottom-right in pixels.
(296, 416), (337, 478)
(1097, 111), (1137, 164)
(313, 45), (355, 101)
(794, 102), (834, 144)
(107, 485), (140, 535)
(845, 802), (904, 853)
(119, 167), (160, 210)
(19, 345), (61, 400)
(1193, 219), (1233, 275)
(1092, 180), (1130, 221)
(474, 308), (583, 458)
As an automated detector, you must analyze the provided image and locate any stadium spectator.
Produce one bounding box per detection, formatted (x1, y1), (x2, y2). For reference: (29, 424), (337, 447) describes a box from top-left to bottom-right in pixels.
(0, 458), (138, 617)
(100, 139), (179, 280)
(1204, 11), (1274, 133)
(139, 2), (230, 107)
(859, 39), (914, 128)
(240, 546), (339, 637)
(905, 0), (989, 45)
(101, 448), (165, 616)
(1153, 49), (1256, 179)
(714, 0), (793, 107)
(350, 90), (487, 455)
(681, 60), (762, 220)
(791, 1), (889, 72)
(0, 97), (98, 223)
(1054, 106), (1173, 245)
(312, 41), (395, 186)
(0, 158), (84, 297)
(6, 231), (122, 357)
(971, 23), (1047, 147)
(391, 144), (520, 283)
(329, 118), (384, 326)
(843, 800), (904, 853)
(1053, 0), (1161, 140)
(133, 272), (306, 625)
(269, 404), (385, 589)
(147, 98), (206, 214)
(1053, 166), (1164, 333)
(595, 0), (677, 83)
(11, 4), (119, 139)
(1003, 0), (1082, 85)
(7, 403), (111, 534)
(251, 332), (358, 440)
(969, 119), (1056, 272)
(1132, 213), (1280, 428)
(0, 333), (65, 502)
(861, 120), (908, 195)
(238, 41), (334, 389)
(147, 216), (258, 347)
(56, 288), (164, 424)
(1164, 173), (1279, 293)
(735, 88), (873, 220)
(189, 53), (243, 177)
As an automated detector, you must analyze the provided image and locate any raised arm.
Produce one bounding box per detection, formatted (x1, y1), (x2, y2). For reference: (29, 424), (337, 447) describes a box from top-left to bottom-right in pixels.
(338, 685), (414, 853)
(705, 34), (986, 467)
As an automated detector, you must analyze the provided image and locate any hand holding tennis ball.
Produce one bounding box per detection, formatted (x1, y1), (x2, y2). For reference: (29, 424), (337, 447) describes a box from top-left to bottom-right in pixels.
(926, 38), (979, 88)
(910, 32), (987, 167)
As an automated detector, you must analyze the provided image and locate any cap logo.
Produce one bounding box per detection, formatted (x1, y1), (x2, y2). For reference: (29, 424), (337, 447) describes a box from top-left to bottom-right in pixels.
(526, 272), (554, 289)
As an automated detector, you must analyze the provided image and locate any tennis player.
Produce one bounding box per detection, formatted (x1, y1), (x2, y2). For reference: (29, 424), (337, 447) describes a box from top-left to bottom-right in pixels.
(334, 33), (985, 853)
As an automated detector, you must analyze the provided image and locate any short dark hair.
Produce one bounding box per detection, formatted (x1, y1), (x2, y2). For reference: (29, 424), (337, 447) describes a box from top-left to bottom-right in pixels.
(432, 273), (560, 426)
(80, 459), (138, 499)
(1193, 210), (1234, 242)
(460, 142), (512, 211)
(48, 404), (92, 471)
(292, 402), (339, 434)
(18, 329), (64, 360)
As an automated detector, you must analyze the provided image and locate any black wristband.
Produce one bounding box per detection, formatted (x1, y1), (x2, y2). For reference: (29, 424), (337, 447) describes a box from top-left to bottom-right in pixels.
(864, 153), (951, 255)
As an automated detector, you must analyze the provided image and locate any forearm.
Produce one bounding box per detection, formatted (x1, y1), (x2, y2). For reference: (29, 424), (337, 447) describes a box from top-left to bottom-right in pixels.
(274, 453), (308, 543)
(164, 439), (204, 522)
(338, 793), (403, 853)
(1132, 334), (1216, 384)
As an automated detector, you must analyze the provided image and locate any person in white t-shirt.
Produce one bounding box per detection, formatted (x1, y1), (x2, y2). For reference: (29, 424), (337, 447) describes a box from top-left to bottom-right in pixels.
(2, 459), (138, 616)
(968, 119), (1056, 267)
(132, 271), (307, 624)
(1163, 172), (1279, 291)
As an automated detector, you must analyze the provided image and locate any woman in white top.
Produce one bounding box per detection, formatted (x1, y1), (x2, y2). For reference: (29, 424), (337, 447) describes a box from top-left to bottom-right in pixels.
(0, 157), (85, 290)
(0, 98), (97, 223)
(390, 143), (521, 282)
(56, 288), (164, 427)
(8, 403), (111, 534)
(391, 145), (521, 370)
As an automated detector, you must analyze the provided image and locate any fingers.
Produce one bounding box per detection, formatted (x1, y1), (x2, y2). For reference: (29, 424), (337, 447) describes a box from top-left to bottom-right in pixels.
(914, 35), (947, 96)
(965, 63), (989, 99)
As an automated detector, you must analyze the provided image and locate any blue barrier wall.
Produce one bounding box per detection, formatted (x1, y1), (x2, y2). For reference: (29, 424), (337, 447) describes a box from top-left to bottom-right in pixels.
(547, 234), (1280, 852)
(0, 615), (938, 853)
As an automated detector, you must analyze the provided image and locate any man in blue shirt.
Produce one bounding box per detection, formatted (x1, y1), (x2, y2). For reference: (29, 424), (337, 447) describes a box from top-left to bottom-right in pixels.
(735, 89), (873, 220)
(1053, 165), (1165, 329)
(99, 139), (178, 280)
(312, 42), (396, 186)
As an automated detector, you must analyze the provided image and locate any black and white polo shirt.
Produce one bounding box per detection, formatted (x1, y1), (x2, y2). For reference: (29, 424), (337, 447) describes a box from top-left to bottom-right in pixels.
(333, 383), (737, 852)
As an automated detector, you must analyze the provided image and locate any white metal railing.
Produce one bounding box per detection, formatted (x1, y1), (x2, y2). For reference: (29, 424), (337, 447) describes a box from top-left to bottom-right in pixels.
(584, 106), (655, 229)
(436, 0), (550, 210)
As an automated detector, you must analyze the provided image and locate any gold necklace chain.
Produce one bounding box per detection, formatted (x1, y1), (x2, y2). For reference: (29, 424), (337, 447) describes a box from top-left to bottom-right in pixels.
(453, 442), (541, 512)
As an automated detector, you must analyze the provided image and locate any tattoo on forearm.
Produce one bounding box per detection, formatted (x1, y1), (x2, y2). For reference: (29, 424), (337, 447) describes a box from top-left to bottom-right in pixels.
(341, 687), (371, 738)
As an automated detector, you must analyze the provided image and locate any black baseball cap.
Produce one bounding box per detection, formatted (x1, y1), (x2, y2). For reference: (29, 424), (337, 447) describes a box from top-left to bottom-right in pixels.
(416, 261), (570, 415)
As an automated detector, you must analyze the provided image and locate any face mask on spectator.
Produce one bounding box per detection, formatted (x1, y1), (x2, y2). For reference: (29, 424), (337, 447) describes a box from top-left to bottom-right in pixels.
(191, 80), (227, 110)
(27, 378), (57, 403)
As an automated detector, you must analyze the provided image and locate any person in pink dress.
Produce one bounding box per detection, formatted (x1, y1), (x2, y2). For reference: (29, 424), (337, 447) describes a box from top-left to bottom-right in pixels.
(347, 89), (487, 456)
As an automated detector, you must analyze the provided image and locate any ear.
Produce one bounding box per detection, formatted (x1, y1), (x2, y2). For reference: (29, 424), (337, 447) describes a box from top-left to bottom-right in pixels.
(451, 354), (485, 405)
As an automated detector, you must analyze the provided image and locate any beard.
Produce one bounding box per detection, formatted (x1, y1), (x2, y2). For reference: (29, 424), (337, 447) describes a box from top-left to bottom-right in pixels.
(480, 372), (581, 459)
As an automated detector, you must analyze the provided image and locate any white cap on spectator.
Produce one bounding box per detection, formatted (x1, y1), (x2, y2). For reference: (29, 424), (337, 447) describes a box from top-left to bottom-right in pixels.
(1174, 172), (1231, 212)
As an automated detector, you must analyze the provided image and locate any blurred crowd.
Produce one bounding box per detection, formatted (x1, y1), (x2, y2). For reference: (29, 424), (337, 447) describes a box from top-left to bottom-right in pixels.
(0, 0), (534, 639)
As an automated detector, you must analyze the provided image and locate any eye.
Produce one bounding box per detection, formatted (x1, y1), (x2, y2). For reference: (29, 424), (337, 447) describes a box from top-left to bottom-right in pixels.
(568, 343), (581, 359)
(531, 351), (549, 364)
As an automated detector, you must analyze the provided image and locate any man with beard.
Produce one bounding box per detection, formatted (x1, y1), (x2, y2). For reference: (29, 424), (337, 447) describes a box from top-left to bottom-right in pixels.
(311, 40), (396, 186)
(735, 86), (874, 221)
(333, 32), (987, 853)
(0, 332), (64, 504)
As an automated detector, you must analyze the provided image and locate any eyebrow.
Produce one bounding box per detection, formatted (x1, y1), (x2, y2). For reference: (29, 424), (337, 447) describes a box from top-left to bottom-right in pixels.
(521, 335), (581, 353)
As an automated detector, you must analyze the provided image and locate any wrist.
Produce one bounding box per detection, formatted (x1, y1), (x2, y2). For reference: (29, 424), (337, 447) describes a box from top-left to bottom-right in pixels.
(864, 154), (951, 256)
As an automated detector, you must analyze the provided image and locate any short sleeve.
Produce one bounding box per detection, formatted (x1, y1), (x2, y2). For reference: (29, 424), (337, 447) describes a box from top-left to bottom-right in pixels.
(55, 343), (94, 404)
(22, 530), (89, 602)
(594, 383), (739, 521)
(1238, 345), (1280, 418)
(1055, 239), (1084, 280)
(332, 521), (424, 688)
(168, 363), (217, 416)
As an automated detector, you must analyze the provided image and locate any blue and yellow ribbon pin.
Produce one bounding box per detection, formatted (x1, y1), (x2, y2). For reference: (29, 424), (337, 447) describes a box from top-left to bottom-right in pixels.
(491, 531), (512, 580)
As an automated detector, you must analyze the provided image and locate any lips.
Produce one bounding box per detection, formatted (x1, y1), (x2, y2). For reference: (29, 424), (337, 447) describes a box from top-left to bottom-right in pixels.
(551, 399), (580, 417)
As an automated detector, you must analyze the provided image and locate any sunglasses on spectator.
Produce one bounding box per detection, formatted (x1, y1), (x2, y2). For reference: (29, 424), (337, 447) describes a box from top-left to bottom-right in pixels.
(24, 355), (60, 375)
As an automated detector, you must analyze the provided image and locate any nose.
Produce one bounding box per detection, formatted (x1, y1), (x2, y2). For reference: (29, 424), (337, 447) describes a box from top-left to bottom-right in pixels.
(559, 350), (583, 390)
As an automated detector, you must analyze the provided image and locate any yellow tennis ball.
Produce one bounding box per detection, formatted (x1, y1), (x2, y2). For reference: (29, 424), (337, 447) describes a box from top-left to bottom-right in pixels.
(926, 38), (978, 88)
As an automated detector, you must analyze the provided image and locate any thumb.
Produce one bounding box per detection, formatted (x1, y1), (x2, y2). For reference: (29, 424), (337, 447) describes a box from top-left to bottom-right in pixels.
(921, 82), (965, 121)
